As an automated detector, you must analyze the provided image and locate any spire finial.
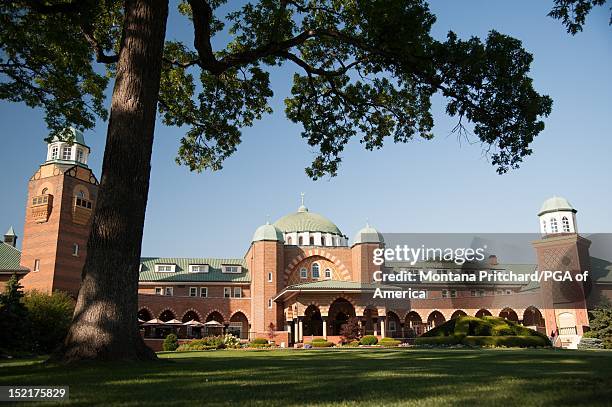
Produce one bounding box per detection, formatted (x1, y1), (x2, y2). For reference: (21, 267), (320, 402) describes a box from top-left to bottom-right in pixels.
(298, 192), (308, 212)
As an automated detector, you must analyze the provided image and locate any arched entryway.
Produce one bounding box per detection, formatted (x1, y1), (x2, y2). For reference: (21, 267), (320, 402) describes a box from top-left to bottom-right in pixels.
(427, 311), (445, 328)
(205, 311), (225, 336)
(206, 311), (224, 323)
(499, 308), (519, 322)
(386, 311), (401, 338)
(523, 306), (545, 330)
(329, 298), (355, 335)
(159, 309), (175, 322)
(138, 308), (152, 322)
(451, 310), (467, 319)
(475, 309), (492, 318)
(405, 311), (423, 336)
(182, 310), (200, 322)
(229, 311), (249, 339)
(303, 305), (323, 336)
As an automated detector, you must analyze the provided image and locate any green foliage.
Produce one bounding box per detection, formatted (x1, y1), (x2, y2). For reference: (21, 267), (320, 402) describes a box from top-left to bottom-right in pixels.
(22, 290), (75, 353)
(2, 1), (553, 178)
(577, 337), (604, 349)
(359, 335), (378, 345)
(0, 275), (30, 351)
(379, 338), (401, 347)
(163, 334), (179, 351)
(548, 0), (610, 35)
(175, 335), (230, 351)
(415, 335), (462, 346)
(309, 339), (334, 347)
(461, 336), (550, 348)
(250, 337), (269, 345)
(585, 300), (612, 349)
(344, 340), (360, 347)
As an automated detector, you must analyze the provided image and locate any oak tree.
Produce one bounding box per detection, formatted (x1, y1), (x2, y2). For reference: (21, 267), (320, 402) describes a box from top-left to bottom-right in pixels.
(1, 0), (554, 362)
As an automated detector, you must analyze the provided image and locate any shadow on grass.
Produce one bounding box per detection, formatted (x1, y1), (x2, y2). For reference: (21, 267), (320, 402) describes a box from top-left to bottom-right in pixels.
(1, 349), (612, 406)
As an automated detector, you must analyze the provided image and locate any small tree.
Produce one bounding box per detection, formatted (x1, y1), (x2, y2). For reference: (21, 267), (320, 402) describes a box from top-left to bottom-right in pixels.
(162, 333), (179, 351)
(340, 317), (361, 343)
(23, 290), (75, 353)
(0, 275), (30, 351)
(587, 299), (612, 349)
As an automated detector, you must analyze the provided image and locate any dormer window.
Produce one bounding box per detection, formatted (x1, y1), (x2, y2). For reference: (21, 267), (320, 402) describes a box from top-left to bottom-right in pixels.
(51, 146), (59, 160)
(222, 265), (241, 273)
(62, 146), (72, 160)
(155, 264), (175, 273)
(189, 264), (209, 273)
(76, 148), (84, 163)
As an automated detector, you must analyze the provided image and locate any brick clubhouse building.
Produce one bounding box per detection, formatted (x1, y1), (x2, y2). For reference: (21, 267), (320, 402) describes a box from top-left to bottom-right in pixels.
(2, 130), (611, 348)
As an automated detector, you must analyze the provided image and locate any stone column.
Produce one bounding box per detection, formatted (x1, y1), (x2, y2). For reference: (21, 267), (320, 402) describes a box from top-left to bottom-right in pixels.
(380, 316), (386, 338)
(322, 316), (328, 339)
(298, 317), (304, 342)
(294, 319), (299, 343)
(373, 318), (378, 336)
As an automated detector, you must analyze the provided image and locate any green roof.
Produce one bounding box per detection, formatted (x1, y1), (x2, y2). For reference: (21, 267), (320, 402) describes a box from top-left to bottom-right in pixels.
(0, 242), (27, 272)
(139, 257), (249, 282)
(539, 196), (576, 215)
(284, 280), (398, 291)
(252, 223), (284, 242)
(273, 206), (343, 235)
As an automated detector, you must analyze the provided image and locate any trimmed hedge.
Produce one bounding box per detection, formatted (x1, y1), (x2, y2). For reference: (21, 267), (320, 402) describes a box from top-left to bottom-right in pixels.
(461, 335), (550, 348)
(250, 337), (269, 345)
(379, 338), (401, 347)
(415, 335), (463, 346)
(360, 335), (378, 345)
(309, 340), (334, 347)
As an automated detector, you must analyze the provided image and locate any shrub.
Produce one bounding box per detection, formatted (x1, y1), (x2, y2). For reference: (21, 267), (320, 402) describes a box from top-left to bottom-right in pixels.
(359, 335), (378, 345)
(250, 337), (269, 345)
(23, 290), (74, 353)
(344, 340), (360, 347)
(222, 333), (240, 348)
(461, 335), (550, 348)
(0, 275), (30, 352)
(379, 338), (401, 347)
(577, 337), (604, 350)
(309, 340), (334, 347)
(340, 317), (361, 342)
(163, 334), (179, 351)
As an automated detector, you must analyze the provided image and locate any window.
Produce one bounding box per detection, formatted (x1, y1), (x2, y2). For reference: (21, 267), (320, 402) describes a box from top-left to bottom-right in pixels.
(300, 268), (307, 279)
(562, 216), (570, 232)
(312, 263), (320, 278)
(233, 287), (242, 298)
(268, 299), (273, 308)
(76, 149), (84, 163)
(287, 236), (292, 244)
(505, 289), (512, 295)
(450, 290), (457, 298)
(41, 188), (48, 195)
(72, 243), (79, 257)
(62, 146), (71, 160)
(51, 145), (59, 160)
(309, 236), (315, 245)
(164, 287), (173, 296)
(155, 264), (175, 273)
(224, 287), (231, 298)
(189, 287), (197, 297)
(222, 265), (241, 273)
(298, 236), (304, 245)
(442, 289), (449, 298)
(268, 272), (273, 282)
(74, 197), (92, 209)
(542, 220), (547, 233)
(155, 287), (162, 295)
(324, 268), (332, 279)
(200, 287), (208, 298)
(189, 264), (209, 273)
(478, 289), (485, 297)
(77, 191), (85, 198)
(471, 290), (477, 297)
(551, 217), (558, 233)
(34, 259), (40, 272)
(389, 320), (397, 332)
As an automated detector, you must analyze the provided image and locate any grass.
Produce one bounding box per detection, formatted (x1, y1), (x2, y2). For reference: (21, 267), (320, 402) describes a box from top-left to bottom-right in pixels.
(1, 348), (612, 406)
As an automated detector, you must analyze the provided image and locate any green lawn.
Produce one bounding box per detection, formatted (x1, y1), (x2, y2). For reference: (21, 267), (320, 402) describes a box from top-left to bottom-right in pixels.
(1, 349), (612, 406)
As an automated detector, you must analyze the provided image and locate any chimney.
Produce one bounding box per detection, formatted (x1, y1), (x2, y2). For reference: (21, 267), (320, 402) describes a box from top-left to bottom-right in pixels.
(488, 255), (498, 266)
(3, 226), (17, 247)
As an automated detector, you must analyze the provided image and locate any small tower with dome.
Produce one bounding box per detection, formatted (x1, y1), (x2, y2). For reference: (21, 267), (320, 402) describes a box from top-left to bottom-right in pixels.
(538, 196), (578, 236)
(45, 128), (91, 168)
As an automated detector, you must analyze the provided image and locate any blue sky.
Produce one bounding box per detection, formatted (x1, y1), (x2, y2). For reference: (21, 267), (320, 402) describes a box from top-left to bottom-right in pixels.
(0, 1), (610, 258)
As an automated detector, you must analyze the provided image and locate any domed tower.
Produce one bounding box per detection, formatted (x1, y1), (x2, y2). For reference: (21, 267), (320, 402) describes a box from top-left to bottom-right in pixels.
(352, 223), (384, 283)
(532, 196), (590, 347)
(273, 197), (347, 247)
(538, 196), (578, 236)
(247, 222), (285, 338)
(19, 128), (98, 296)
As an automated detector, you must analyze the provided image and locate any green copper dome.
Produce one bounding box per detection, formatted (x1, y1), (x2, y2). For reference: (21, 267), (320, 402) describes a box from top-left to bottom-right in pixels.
(353, 223), (384, 244)
(252, 223), (284, 242)
(538, 196), (576, 216)
(273, 206), (343, 235)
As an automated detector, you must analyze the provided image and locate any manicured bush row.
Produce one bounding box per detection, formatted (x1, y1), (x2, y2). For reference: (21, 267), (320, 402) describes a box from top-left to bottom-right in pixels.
(360, 335), (378, 345)
(379, 338), (401, 347)
(250, 337), (269, 345)
(415, 335), (463, 346)
(309, 340), (334, 347)
(461, 335), (550, 347)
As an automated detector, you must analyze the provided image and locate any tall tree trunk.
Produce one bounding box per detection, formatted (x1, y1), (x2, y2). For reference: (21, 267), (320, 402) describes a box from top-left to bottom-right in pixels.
(55, 0), (169, 362)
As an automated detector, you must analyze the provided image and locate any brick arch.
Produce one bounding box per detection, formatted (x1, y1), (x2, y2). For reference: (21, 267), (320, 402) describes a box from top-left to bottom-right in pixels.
(229, 308), (250, 321)
(181, 308), (203, 322)
(403, 310), (423, 322)
(73, 184), (90, 199)
(138, 306), (154, 321)
(284, 251), (350, 285)
(158, 308), (177, 321)
(475, 308), (492, 318)
(205, 309), (227, 322)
